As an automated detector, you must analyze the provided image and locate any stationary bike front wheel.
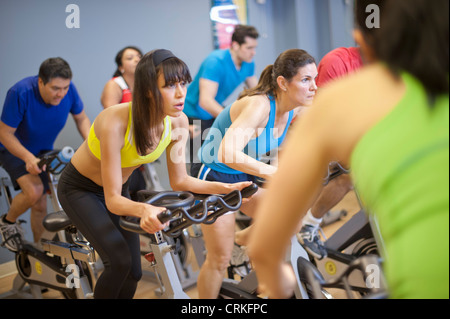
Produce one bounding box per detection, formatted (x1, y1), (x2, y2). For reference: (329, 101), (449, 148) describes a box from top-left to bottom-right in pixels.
(15, 251), (32, 279)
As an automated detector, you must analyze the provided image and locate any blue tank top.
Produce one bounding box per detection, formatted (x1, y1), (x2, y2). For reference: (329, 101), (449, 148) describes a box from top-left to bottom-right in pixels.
(199, 95), (294, 174)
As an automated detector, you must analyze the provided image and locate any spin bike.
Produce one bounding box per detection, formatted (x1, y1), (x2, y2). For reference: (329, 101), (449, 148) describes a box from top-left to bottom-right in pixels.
(304, 163), (384, 297)
(119, 183), (259, 299)
(218, 163), (386, 299)
(218, 215), (385, 299)
(0, 149), (102, 299)
(136, 163), (201, 292)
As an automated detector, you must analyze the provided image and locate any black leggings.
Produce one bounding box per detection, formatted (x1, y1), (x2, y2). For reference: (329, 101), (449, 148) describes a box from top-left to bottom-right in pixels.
(57, 162), (142, 299)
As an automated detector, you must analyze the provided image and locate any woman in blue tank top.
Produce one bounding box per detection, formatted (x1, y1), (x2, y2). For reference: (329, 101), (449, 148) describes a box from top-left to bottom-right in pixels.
(193, 49), (318, 298)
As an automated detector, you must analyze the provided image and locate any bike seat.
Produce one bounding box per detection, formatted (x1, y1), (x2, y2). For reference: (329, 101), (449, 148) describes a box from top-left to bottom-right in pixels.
(43, 211), (73, 232)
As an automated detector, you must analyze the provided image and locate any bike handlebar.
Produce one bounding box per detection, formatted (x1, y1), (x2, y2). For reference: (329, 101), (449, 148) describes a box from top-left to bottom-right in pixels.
(37, 147), (74, 175)
(136, 190), (195, 211)
(298, 254), (387, 299)
(37, 150), (60, 168)
(119, 183), (258, 237)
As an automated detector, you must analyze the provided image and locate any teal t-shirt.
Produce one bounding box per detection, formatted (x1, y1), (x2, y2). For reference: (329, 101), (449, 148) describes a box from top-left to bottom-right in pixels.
(183, 49), (255, 120)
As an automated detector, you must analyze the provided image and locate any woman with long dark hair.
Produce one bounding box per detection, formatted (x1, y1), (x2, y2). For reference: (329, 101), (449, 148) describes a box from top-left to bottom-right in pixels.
(194, 49), (318, 298)
(101, 46), (145, 200)
(57, 49), (251, 299)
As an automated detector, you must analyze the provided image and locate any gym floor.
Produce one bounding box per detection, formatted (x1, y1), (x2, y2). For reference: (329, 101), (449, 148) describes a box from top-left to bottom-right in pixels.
(0, 191), (360, 299)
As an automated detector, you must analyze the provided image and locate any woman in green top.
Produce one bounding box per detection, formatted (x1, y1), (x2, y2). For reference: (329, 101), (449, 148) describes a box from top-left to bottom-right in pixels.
(249, 0), (449, 299)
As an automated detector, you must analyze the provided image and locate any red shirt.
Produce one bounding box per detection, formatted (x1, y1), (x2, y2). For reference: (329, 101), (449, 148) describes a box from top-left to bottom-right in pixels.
(316, 47), (363, 87)
(113, 76), (132, 103)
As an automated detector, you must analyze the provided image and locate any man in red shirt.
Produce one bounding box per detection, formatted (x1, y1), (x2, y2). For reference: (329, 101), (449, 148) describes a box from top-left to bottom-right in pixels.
(316, 47), (363, 87)
(297, 47), (363, 259)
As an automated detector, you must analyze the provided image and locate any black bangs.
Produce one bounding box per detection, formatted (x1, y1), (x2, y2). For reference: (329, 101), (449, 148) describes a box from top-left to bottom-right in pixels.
(160, 58), (192, 86)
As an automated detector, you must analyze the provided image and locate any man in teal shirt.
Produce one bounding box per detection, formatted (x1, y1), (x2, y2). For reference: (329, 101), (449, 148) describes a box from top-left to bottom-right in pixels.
(184, 25), (259, 137)
(184, 25), (259, 171)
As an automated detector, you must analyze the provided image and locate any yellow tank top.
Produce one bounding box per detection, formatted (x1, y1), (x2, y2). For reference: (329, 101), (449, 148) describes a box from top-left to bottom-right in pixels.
(87, 103), (172, 167)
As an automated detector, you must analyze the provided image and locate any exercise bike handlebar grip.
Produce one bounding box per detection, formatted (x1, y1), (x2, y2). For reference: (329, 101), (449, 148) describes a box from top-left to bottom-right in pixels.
(157, 209), (174, 224)
(160, 183), (258, 237)
(37, 146), (74, 175)
(140, 190), (195, 210)
(119, 217), (147, 234)
(119, 191), (194, 234)
(226, 182), (258, 204)
(37, 150), (59, 168)
(119, 183), (258, 235)
(118, 208), (178, 234)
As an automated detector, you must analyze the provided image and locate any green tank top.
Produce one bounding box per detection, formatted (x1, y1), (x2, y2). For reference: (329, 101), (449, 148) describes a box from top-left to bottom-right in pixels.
(351, 72), (449, 299)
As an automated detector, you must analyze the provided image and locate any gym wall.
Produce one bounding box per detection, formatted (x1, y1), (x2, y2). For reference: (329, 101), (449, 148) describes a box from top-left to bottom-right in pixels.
(0, 0), (355, 267)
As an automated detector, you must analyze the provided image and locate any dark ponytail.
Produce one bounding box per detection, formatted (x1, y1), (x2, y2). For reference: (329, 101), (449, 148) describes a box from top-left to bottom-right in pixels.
(238, 64), (275, 99)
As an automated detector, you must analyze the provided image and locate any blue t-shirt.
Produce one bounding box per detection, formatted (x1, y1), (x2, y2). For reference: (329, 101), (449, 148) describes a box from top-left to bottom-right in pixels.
(199, 96), (294, 174)
(184, 49), (255, 120)
(0, 76), (84, 155)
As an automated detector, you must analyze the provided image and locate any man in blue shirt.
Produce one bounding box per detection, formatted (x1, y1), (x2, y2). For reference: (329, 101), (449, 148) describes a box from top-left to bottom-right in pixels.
(0, 57), (91, 251)
(184, 25), (259, 170)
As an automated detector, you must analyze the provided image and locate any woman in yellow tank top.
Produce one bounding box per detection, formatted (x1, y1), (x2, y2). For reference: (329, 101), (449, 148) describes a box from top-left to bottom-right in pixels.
(57, 49), (251, 299)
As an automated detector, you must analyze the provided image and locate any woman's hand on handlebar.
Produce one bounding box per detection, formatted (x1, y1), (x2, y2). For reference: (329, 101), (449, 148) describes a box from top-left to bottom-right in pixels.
(229, 181), (255, 203)
(199, 181), (254, 201)
(225, 181), (253, 193)
(140, 205), (169, 234)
